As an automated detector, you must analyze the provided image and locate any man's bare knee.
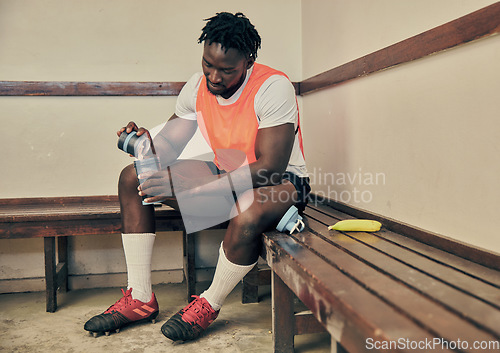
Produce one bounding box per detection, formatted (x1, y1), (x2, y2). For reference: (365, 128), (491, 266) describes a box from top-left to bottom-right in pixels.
(119, 164), (139, 194)
(229, 204), (266, 240)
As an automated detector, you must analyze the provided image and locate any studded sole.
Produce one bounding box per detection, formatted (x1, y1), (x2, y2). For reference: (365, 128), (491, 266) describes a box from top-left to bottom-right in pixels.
(88, 312), (158, 338)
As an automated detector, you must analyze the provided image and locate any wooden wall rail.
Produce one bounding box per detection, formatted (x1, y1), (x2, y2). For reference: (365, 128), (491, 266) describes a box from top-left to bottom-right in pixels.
(0, 80), (301, 97)
(0, 2), (498, 97)
(0, 81), (186, 96)
(299, 1), (500, 95)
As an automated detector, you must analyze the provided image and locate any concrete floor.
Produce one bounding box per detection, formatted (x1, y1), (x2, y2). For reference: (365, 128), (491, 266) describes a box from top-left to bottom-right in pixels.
(0, 282), (330, 353)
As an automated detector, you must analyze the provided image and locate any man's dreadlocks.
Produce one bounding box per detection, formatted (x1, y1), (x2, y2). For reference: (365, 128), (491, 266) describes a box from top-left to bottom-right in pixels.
(198, 12), (261, 59)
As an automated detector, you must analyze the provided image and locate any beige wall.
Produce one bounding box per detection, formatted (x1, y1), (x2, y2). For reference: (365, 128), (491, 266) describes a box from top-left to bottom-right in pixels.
(0, 0), (302, 291)
(1, 0), (302, 198)
(2, 0), (498, 293)
(301, 0), (500, 253)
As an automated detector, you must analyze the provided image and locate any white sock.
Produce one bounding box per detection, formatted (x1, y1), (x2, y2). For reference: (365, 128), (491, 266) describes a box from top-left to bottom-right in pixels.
(121, 233), (155, 303)
(201, 242), (257, 311)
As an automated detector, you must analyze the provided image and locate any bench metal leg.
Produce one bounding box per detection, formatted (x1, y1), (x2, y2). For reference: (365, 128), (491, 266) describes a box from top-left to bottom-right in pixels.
(57, 237), (68, 293)
(242, 265), (272, 303)
(272, 271), (295, 353)
(183, 230), (196, 302)
(242, 264), (259, 303)
(44, 237), (57, 313)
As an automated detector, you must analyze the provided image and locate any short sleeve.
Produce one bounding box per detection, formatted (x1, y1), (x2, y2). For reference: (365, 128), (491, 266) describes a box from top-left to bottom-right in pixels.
(175, 72), (203, 120)
(255, 75), (298, 129)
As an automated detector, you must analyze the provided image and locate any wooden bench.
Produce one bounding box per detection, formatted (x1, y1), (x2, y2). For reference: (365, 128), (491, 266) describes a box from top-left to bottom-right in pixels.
(3, 195), (500, 353)
(248, 197), (500, 352)
(0, 195), (209, 312)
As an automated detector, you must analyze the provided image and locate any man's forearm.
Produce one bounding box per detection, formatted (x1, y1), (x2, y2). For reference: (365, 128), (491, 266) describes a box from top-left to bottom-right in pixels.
(181, 162), (285, 198)
(153, 134), (183, 168)
(153, 116), (198, 168)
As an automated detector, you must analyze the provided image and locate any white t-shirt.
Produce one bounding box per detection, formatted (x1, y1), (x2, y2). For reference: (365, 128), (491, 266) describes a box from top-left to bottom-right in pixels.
(175, 66), (307, 177)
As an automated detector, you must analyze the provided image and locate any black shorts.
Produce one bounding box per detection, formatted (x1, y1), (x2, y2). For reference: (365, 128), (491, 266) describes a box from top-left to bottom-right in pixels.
(205, 162), (311, 213)
(282, 171), (311, 213)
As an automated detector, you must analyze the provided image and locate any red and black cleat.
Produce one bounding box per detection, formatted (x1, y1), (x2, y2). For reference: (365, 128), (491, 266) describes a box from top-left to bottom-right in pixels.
(84, 288), (159, 337)
(161, 295), (219, 341)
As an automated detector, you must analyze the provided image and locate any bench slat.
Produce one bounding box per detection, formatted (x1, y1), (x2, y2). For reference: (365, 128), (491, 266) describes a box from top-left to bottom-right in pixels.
(313, 200), (500, 271)
(357, 230), (499, 306)
(0, 205), (121, 222)
(307, 204), (500, 287)
(264, 232), (456, 353)
(0, 195), (118, 205)
(0, 196), (183, 238)
(301, 213), (500, 339)
(287, 225), (499, 344)
(370, 229), (500, 288)
(306, 207), (500, 307)
(0, 196), (121, 222)
(1, 215), (185, 239)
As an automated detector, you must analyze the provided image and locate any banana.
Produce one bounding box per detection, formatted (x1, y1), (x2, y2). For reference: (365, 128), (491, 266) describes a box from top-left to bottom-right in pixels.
(328, 219), (382, 232)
